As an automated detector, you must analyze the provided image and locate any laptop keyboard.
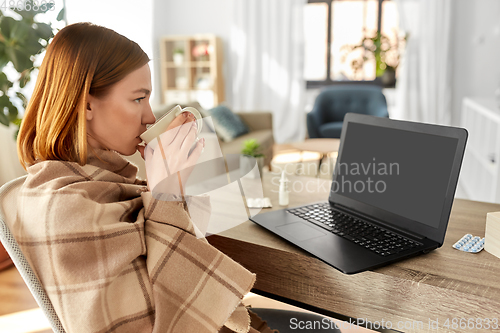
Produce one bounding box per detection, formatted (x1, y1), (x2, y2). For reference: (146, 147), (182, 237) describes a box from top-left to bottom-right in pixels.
(287, 203), (422, 257)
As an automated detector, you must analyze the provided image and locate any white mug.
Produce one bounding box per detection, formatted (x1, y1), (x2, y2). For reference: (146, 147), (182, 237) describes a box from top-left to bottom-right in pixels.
(140, 105), (203, 144)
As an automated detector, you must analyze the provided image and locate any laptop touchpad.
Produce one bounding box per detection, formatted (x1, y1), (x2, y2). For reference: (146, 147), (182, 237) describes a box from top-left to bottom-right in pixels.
(276, 222), (327, 242)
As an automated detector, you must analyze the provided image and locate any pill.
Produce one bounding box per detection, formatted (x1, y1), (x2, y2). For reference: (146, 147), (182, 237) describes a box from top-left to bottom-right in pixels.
(453, 234), (485, 253)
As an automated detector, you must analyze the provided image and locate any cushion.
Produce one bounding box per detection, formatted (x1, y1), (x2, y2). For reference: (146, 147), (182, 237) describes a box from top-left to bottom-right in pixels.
(207, 105), (249, 142)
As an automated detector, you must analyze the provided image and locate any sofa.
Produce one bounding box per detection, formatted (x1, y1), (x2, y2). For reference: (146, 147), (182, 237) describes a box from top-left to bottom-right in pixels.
(220, 111), (274, 167)
(126, 103), (274, 180)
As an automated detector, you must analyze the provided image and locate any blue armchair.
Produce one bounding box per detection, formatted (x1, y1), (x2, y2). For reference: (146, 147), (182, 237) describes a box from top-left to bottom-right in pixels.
(307, 85), (389, 138)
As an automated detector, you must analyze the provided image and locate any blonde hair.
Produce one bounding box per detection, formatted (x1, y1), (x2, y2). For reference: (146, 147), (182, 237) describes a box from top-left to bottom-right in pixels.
(17, 22), (150, 169)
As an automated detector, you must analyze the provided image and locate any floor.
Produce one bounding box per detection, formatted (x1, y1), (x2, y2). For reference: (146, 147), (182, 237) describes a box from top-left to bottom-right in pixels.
(0, 266), (52, 333)
(0, 145), (374, 333)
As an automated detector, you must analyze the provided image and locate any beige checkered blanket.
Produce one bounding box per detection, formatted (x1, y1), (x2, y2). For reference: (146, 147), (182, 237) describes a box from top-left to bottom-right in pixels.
(11, 150), (256, 333)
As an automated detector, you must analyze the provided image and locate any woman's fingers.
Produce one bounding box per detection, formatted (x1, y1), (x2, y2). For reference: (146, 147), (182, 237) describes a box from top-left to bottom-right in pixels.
(147, 112), (202, 188)
(186, 137), (205, 166)
(179, 121), (199, 156)
(159, 112), (195, 146)
(166, 112), (195, 132)
(172, 114), (195, 143)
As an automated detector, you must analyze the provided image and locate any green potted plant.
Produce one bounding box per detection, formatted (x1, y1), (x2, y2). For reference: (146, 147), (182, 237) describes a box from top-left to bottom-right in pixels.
(341, 30), (406, 87)
(240, 139), (265, 179)
(173, 47), (184, 65)
(0, 1), (64, 137)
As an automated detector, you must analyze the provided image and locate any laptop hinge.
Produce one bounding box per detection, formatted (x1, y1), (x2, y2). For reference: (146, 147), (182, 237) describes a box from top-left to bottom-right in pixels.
(332, 203), (425, 241)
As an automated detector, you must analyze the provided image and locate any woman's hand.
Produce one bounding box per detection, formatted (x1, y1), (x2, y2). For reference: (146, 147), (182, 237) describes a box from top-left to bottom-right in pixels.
(143, 112), (205, 193)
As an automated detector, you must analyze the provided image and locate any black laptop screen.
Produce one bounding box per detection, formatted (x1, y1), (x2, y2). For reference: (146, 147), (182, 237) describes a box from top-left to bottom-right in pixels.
(332, 122), (458, 229)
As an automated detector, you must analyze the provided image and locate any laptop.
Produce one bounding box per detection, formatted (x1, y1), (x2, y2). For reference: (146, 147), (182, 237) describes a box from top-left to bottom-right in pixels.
(250, 113), (468, 274)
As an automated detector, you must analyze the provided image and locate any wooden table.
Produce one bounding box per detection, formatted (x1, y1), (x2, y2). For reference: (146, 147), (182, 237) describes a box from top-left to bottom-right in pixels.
(207, 172), (500, 333)
(290, 138), (340, 176)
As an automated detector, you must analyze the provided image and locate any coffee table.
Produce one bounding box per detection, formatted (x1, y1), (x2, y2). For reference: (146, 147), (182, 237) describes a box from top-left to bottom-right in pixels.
(290, 138), (340, 176)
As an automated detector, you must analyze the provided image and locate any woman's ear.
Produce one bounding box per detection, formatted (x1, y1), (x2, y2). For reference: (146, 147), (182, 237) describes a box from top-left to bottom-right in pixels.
(86, 95), (94, 121)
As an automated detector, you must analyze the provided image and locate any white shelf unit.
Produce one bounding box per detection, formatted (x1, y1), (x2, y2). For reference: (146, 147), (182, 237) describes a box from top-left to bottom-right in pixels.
(159, 34), (225, 109)
(460, 98), (500, 203)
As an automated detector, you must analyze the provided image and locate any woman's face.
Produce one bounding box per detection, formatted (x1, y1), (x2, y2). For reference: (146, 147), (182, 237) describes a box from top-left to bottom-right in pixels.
(86, 63), (156, 156)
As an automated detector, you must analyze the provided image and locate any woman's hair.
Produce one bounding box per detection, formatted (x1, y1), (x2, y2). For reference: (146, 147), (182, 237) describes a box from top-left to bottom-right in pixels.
(17, 22), (150, 169)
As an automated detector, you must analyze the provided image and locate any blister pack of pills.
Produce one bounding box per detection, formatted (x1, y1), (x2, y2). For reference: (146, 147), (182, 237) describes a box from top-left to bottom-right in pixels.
(246, 197), (272, 208)
(452, 234), (485, 253)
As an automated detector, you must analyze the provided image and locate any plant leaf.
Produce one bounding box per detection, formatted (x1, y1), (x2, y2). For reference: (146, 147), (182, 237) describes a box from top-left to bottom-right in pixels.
(0, 72), (13, 93)
(0, 93), (13, 105)
(57, 7), (65, 21)
(10, 19), (30, 41)
(0, 109), (9, 126)
(12, 118), (23, 126)
(0, 44), (10, 71)
(241, 139), (261, 156)
(14, 6), (36, 21)
(34, 22), (53, 40)
(0, 95), (11, 126)
(16, 91), (27, 108)
(19, 71), (30, 89)
(6, 46), (33, 72)
(0, 17), (16, 40)
(24, 30), (45, 55)
(7, 104), (18, 121)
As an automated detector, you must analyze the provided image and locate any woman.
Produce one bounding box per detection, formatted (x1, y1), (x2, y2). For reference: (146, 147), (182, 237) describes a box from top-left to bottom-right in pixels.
(14, 22), (274, 333)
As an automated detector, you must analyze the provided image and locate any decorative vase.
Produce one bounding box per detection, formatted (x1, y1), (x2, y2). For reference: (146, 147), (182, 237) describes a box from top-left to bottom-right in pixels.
(173, 53), (184, 65)
(240, 155), (264, 179)
(381, 68), (396, 87)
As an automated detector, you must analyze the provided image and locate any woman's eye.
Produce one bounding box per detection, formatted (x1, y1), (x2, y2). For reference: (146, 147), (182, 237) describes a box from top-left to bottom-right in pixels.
(134, 97), (146, 103)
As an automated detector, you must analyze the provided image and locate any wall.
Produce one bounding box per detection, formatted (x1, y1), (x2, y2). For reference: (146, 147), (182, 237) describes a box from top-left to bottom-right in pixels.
(152, 0), (233, 107)
(451, 0), (500, 126)
(66, 0), (154, 58)
(65, 0), (155, 98)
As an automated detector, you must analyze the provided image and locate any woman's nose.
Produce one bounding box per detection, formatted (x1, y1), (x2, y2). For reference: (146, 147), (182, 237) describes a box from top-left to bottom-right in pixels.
(143, 103), (156, 125)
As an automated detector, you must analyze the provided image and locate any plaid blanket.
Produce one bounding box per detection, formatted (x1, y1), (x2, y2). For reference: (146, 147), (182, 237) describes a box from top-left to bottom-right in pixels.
(11, 150), (256, 333)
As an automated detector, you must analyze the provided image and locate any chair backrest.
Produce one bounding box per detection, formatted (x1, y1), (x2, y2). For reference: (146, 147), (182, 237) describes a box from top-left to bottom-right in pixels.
(313, 85), (389, 123)
(0, 176), (66, 333)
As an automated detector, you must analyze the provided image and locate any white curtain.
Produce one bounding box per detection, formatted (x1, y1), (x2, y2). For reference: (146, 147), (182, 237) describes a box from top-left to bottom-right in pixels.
(230, 0), (307, 143)
(395, 0), (453, 125)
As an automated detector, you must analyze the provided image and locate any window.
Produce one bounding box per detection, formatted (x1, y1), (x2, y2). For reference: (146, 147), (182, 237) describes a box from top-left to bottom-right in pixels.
(304, 0), (401, 88)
